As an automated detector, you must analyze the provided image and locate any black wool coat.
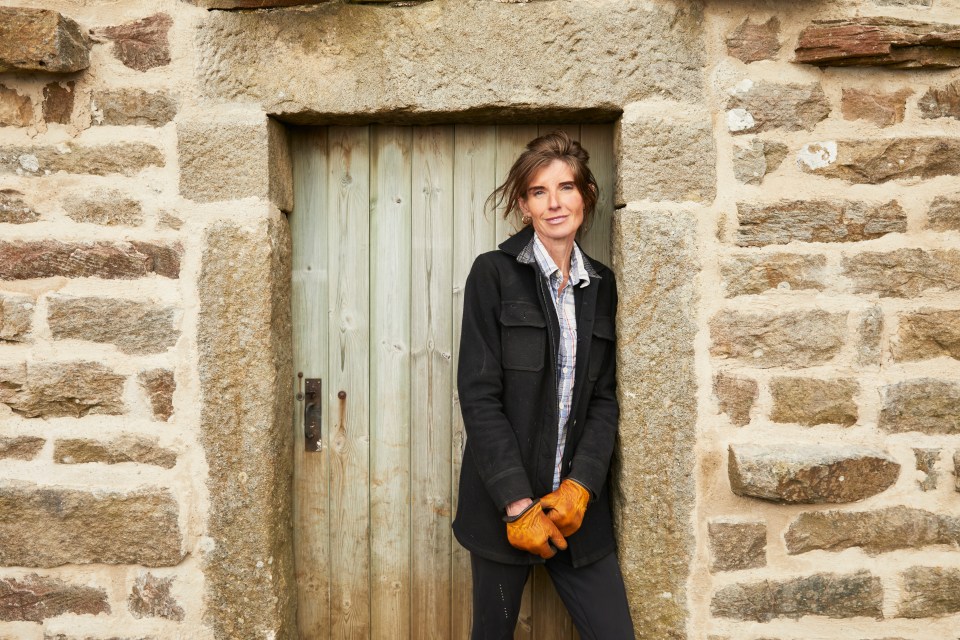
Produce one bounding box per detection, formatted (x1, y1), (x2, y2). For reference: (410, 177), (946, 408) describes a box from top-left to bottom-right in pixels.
(452, 225), (620, 568)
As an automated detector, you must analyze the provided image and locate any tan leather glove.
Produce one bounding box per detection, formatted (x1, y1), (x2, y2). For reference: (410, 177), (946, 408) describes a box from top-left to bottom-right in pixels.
(540, 478), (590, 537)
(505, 501), (567, 559)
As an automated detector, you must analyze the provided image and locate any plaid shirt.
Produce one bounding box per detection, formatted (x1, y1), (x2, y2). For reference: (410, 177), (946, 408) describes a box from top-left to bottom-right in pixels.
(528, 234), (591, 490)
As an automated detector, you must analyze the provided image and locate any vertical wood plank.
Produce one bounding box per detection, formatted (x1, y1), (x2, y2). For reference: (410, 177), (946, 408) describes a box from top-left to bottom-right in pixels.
(578, 125), (615, 268)
(291, 127), (331, 640)
(538, 123), (581, 142)
(451, 125), (498, 639)
(411, 125), (455, 640)
(327, 126), (371, 640)
(494, 125), (539, 245)
(369, 125), (413, 640)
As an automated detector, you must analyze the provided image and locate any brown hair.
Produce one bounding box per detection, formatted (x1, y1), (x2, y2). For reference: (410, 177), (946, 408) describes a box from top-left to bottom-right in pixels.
(487, 130), (599, 229)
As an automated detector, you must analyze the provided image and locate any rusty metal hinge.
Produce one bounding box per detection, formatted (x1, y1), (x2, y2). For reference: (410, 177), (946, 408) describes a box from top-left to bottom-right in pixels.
(300, 375), (322, 453)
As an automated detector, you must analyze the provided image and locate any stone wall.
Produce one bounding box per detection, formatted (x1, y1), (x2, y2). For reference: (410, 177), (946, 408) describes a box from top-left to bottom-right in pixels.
(0, 0), (958, 638)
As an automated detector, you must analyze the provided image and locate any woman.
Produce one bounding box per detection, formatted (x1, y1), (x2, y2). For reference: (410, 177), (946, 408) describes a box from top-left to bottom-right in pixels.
(453, 131), (634, 639)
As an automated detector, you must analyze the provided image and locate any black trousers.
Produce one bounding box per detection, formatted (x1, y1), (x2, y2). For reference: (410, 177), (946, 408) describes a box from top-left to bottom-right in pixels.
(470, 550), (635, 640)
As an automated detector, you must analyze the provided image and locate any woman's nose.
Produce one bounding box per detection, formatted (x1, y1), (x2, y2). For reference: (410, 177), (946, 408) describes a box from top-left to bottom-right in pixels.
(548, 190), (560, 208)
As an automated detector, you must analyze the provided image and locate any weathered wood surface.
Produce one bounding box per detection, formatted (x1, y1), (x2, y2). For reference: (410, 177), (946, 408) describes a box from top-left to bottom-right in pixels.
(796, 18), (960, 68)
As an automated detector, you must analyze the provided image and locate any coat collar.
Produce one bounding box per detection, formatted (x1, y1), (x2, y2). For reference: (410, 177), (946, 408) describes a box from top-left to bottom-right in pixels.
(498, 225), (601, 279)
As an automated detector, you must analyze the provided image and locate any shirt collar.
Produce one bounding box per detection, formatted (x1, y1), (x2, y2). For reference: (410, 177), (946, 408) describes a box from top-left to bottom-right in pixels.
(525, 233), (592, 289)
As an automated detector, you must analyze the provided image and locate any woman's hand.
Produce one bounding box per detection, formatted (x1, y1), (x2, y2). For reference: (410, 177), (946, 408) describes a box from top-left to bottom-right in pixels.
(504, 501), (567, 559)
(505, 497), (534, 518)
(540, 479), (590, 537)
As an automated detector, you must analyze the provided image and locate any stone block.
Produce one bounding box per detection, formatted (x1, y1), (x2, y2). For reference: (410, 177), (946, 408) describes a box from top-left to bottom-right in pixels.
(0, 484), (183, 567)
(0, 143), (163, 177)
(711, 571), (882, 622)
(802, 138), (960, 184)
(708, 520), (766, 572)
(720, 253), (826, 297)
(0, 574), (108, 622)
(42, 82), (74, 125)
(914, 448), (940, 491)
(0, 86), (33, 128)
(928, 196), (960, 231)
(709, 309), (846, 368)
(139, 369), (175, 421)
(844, 249), (960, 298)
(857, 305), (883, 367)
(898, 567), (960, 618)
(726, 17), (780, 63)
(0, 189), (38, 224)
(769, 377), (858, 427)
(796, 18), (960, 69)
(128, 573), (184, 621)
(726, 81), (830, 134)
(94, 14), (171, 72)
(0, 436), (44, 461)
(189, 0), (330, 6)
(47, 295), (177, 355)
(920, 81), (960, 120)
(0, 240), (181, 280)
(735, 200), (906, 246)
(0, 8), (90, 73)
(1, 293), (33, 342)
(728, 443), (900, 504)
(92, 90), (177, 127)
(0, 362), (125, 419)
(842, 88), (911, 127)
(178, 115), (293, 212)
(732, 139), (788, 185)
(713, 373), (757, 426)
(62, 190), (143, 226)
(894, 309), (960, 362)
(785, 505), (960, 555)
(879, 379), (960, 434)
(54, 436), (176, 469)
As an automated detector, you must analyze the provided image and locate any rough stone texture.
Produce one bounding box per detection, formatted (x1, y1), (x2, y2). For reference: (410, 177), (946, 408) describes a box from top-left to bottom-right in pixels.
(44, 636), (155, 640)
(196, 3), (706, 117)
(894, 309), (960, 362)
(0, 240), (181, 280)
(0, 574), (108, 622)
(190, 0), (329, 6)
(735, 200), (906, 246)
(0, 436), (44, 460)
(875, 0), (932, 4)
(139, 369), (175, 422)
(0, 484), (183, 567)
(844, 249), (960, 298)
(711, 571), (883, 622)
(796, 18), (960, 69)
(178, 115), (293, 212)
(857, 305), (884, 367)
(721, 253), (826, 296)
(0, 362), (125, 419)
(928, 196), (960, 231)
(726, 82), (830, 134)
(708, 520), (766, 572)
(54, 436), (176, 469)
(0, 143), (163, 177)
(0, 8), (90, 73)
(0, 189), (38, 224)
(0, 293), (33, 342)
(879, 379), (960, 434)
(42, 82), (74, 125)
(713, 373), (757, 427)
(842, 88), (911, 127)
(732, 140), (788, 185)
(198, 210), (295, 640)
(128, 573), (184, 621)
(612, 207), (697, 638)
(62, 191), (144, 226)
(726, 17), (781, 63)
(709, 309), (846, 368)
(956, 451), (960, 493)
(728, 443), (900, 504)
(0, 86), (33, 128)
(920, 81), (960, 120)
(95, 14), (172, 72)
(804, 138), (960, 184)
(92, 90), (177, 127)
(47, 296), (178, 354)
(914, 448), (940, 491)
(769, 377), (859, 427)
(785, 506), (960, 555)
(898, 567), (960, 618)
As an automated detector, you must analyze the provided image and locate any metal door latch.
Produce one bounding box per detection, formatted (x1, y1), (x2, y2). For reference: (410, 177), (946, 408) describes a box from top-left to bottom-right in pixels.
(304, 378), (322, 453)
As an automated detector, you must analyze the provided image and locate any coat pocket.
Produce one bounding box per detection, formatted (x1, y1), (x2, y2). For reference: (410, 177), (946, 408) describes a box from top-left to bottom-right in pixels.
(500, 301), (546, 372)
(587, 316), (615, 381)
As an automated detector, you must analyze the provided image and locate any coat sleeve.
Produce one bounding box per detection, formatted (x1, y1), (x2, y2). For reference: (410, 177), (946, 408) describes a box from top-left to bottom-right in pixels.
(567, 271), (620, 497)
(457, 255), (535, 510)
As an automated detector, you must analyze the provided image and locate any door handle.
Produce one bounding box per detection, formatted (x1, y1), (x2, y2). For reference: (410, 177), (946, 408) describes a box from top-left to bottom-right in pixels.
(304, 378), (322, 452)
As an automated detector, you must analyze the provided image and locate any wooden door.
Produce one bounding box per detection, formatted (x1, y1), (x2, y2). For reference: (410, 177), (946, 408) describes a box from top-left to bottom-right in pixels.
(291, 124), (614, 640)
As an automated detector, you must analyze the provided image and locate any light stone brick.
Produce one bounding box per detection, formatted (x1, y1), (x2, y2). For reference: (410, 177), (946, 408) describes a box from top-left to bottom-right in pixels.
(709, 309), (846, 368)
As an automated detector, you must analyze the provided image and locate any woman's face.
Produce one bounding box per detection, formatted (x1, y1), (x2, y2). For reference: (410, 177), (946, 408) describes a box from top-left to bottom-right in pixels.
(518, 159), (585, 245)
